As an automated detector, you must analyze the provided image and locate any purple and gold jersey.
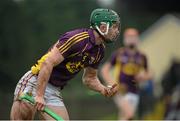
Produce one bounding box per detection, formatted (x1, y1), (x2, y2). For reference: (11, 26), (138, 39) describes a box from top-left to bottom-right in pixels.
(31, 28), (105, 89)
(110, 48), (148, 93)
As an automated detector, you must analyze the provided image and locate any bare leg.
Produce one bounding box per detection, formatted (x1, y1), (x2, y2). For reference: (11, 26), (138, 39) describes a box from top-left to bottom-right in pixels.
(114, 95), (134, 120)
(39, 105), (69, 120)
(119, 99), (134, 120)
(10, 100), (36, 120)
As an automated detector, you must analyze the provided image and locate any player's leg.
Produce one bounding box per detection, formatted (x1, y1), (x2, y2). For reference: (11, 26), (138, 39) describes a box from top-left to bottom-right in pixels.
(119, 97), (134, 120)
(113, 93), (123, 120)
(113, 92), (138, 120)
(38, 83), (69, 120)
(39, 105), (69, 120)
(119, 93), (139, 120)
(10, 71), (37, 120)
(10, 100), (36, 120)
(114, 94), (133, 120)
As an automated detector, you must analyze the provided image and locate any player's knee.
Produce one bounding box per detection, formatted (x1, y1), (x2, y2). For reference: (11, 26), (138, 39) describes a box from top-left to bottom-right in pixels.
(125, 110), (134, 119)
(40, 105), (69, 120)
(10, 101), (35, 120)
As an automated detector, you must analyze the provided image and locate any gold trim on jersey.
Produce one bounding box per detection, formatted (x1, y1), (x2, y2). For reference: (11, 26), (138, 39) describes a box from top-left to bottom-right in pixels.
(60, 35), (89, 54)
(82, 43), (88, 53)
(94, 48), (100, 63)
(31, 32), (90, 75)
(96, 49), (102, 63)
(58, 32), (88, 52)
(31, 52), (50, 74)
(58, 32), (88, 50)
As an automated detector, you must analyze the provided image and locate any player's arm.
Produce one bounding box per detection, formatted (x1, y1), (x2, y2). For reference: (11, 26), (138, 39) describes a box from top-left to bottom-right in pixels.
(82, 67), (117, 97)
(35, 46), (64, 110)
(135, 55), (153, 82)
(138, 68), (153, 81)
(101, 62), (116, 85)
(101, 50), (119, 86)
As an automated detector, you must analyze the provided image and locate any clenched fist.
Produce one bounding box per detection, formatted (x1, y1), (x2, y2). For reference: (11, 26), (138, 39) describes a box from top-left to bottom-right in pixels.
(101, 83), (119, 97)
(34, 96), (45, 111)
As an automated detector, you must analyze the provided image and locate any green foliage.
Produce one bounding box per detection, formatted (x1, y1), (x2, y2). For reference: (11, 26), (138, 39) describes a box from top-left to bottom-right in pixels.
(0, 0), (98, 80)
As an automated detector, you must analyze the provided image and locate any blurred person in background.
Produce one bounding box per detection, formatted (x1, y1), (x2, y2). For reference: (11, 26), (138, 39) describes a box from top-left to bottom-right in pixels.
(10, 8), (120, 120)
(161, 59), (180, 120)
(101, 28), (153, 120)
(138, 78), (155, 118)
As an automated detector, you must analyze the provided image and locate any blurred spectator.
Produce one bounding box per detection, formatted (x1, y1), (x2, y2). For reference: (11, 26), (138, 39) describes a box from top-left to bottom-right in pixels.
(138, 79), (155, 118)
(101, 28), (153, 120)
(161, 59), (180, 120)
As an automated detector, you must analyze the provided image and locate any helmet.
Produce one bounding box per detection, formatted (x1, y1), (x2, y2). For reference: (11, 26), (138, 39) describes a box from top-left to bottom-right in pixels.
(90, 8), (120, 36)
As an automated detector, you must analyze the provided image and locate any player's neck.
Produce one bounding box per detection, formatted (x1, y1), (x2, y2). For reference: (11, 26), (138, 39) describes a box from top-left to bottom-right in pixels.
(126, 47), (138, 55)
(93, 30), (104, 45)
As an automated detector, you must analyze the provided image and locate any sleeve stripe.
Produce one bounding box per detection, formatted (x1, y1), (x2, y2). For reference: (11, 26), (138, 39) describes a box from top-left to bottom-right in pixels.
(97, 55), (101, 62)
(58, 32), (88, 50)
(59, 33), (88, 52)
(61, 35), (89, 54)
(82, 43), (88, 53)
(94, 48), (100, 63)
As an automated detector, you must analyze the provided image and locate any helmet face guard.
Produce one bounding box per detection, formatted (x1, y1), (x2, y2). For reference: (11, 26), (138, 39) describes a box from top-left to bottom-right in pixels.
(90, 8), (120, 40)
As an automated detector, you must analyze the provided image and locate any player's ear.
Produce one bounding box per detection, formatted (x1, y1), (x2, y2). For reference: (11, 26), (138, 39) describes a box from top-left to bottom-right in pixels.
(99, 24), (107, 33)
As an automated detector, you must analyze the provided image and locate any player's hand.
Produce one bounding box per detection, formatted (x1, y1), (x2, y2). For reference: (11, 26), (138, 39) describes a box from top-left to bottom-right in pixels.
(108, 83), (119, 96)
(34, 95), (45, 111)
(101, 84), (118, 97)
(135, 70), (147, 82)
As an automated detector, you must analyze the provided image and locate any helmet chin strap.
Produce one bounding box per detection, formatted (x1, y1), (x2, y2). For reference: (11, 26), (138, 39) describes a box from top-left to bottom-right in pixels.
(94, 22), (115, 44)
(95, 22), (110, 36)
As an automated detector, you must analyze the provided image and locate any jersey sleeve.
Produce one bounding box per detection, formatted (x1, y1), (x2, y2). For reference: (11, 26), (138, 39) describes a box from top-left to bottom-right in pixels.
(89, 63), (100, 69)
(88, 45), (105, 69)
(89, 55), (103, 69)
(56, 32), (89, 58)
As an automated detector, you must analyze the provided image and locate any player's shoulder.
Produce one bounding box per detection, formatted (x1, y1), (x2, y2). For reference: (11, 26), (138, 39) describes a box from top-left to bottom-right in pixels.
(58, 28), (92, 43)
(137, 49), (147, 58)
(64, 28), (91, 38)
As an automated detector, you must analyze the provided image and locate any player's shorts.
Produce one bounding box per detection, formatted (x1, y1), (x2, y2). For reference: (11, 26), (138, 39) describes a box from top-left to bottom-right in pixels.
(114, 92), (139, 113)
(13, 71), (64, 107)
